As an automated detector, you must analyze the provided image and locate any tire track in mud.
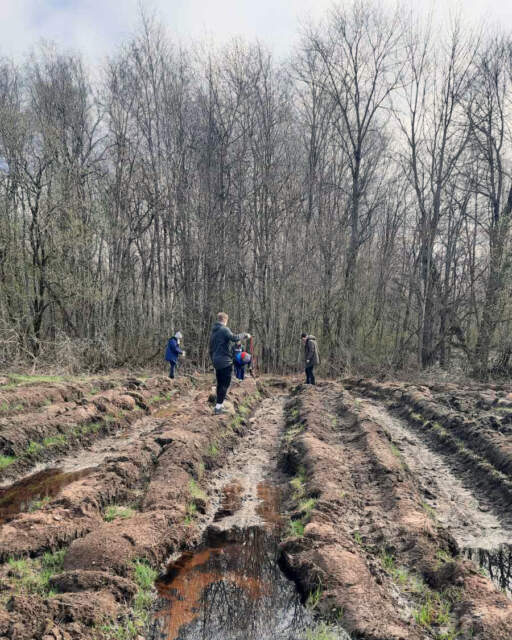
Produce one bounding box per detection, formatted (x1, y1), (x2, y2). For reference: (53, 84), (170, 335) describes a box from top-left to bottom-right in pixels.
(281, 382), (512, 640)
(149, 392), (351, 640)
(361, 399), (512, 552)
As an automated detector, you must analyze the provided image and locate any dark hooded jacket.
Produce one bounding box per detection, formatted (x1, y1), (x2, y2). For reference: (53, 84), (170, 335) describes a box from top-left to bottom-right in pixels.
(210, 322), (246, 370)
(304, 335), (320, 367)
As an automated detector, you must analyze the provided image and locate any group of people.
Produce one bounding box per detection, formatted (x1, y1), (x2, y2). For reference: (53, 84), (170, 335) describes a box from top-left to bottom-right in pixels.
(165, 312), (320, 415)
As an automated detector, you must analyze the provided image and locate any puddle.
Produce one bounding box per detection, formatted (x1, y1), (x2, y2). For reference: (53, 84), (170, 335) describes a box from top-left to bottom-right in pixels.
(0, 467), (95, 523)
(150, 527), (350, 640)
(464, 544), (512, 596)
(149, 396), (350, 640)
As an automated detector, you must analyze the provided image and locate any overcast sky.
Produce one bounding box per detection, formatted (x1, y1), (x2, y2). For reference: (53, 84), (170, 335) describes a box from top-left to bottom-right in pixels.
(1, 0), (511, 64)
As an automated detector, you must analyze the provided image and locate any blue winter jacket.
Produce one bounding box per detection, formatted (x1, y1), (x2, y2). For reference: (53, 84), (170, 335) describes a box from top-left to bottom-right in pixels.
(165, 337), (183, 363)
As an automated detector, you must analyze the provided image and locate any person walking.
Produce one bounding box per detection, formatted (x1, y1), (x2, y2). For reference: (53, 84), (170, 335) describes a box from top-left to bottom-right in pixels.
(301, 333), (320, 385)
(165, 331), (185, 378)
(210, 313), (250, 414)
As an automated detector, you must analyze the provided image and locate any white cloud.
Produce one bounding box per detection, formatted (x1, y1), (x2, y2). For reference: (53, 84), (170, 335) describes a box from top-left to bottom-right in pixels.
(1, 0), (512, 65)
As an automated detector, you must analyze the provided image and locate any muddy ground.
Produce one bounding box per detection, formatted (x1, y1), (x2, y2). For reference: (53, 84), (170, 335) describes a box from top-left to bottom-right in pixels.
(0, 372), (511, 640)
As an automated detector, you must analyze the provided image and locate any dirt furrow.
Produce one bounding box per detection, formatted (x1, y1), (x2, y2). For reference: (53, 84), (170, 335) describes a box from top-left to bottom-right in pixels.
(361, 399), (512, 551)
(281, 382), (512, 640)
(0, 377), (196, 484)
(344, 378), (512, 508)
(0, 377), (264, 640)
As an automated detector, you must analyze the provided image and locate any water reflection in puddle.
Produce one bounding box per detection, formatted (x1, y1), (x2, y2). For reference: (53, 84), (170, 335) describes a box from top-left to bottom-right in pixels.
(151, 527), (348, 640)
(465, 545), (512, 596)
(0, 467), (95, 523)
(150, 478), (350, 640)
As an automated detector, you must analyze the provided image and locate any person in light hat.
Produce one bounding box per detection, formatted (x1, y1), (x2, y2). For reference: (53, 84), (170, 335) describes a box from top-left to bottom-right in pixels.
(165, 331), (185, 379)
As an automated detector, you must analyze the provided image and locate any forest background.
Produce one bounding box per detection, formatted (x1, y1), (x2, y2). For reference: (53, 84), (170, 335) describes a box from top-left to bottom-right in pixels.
(1, 1), (512, 380)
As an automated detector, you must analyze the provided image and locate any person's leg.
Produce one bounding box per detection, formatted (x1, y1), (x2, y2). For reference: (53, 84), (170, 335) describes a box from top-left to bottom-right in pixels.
(215, 366), (232, 410)
(220, 366), (232, 402)
(216, 368), (223, 403)
(310, 366), (316, 385)
(305, 366), (313, 384)
(169, 361), (176, 378)
(240, 366), (245, 380)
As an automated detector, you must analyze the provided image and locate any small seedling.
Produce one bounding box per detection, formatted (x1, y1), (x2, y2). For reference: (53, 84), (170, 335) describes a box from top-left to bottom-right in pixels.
(288, 519), (305, 537)
(104, 505), (136, 522)
(306, 584), (322, 610)
(25, 441), (43, 456)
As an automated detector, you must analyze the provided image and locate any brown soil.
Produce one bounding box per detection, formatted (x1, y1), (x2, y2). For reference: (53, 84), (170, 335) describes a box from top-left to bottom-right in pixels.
(0, 373), (263, 639)
(1, 373), (512, 640)
(281, 382), (512, 640)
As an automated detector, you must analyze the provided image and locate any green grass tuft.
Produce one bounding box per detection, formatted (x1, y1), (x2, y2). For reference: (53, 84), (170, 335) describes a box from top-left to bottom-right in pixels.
(104, 505), (136, 522)
(42, 434), (67, 447)
(25, 441), (43, 455)
(0, 455), (16, 469)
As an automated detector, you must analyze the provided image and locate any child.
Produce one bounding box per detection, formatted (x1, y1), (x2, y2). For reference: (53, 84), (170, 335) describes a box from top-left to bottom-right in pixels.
(233, 342), (244, 380)
(233, 342), (252, 380)
(165, 331), (185, 378)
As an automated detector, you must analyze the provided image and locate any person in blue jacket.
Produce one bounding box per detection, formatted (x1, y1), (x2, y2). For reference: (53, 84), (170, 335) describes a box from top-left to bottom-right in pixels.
(233, 342), (252, 380)
(233, 342), (244, 380)
(165, 331), (184, 378)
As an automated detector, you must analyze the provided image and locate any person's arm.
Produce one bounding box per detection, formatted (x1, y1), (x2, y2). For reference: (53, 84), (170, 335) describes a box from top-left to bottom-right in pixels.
(225, 326), (249, 343)
(305, 339), (313, 365)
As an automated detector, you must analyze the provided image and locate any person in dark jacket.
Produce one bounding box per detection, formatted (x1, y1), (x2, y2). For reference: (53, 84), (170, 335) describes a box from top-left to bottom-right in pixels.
(210, 312), (250, 414)
(165, 331), (184, 378)
(301, 333), (320, 385)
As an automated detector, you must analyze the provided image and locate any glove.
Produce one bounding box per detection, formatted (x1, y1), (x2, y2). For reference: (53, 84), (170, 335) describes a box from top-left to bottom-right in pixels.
(181, 351), (186, 358)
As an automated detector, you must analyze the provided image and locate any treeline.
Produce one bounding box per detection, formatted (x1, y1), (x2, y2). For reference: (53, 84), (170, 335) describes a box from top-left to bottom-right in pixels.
(0, 2), (512, 378)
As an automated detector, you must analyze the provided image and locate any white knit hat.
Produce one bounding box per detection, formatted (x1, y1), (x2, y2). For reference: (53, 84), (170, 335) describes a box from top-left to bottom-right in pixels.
(175, 331), (183, 340)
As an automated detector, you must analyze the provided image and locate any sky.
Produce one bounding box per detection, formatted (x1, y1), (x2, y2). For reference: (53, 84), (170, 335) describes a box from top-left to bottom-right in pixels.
(1, 0), (512, 64)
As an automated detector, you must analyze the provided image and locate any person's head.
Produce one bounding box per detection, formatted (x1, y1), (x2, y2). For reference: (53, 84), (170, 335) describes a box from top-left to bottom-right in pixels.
(301, 332), (308, 344)
(175, 331), (183, 340)
(217, 312), (229, 326)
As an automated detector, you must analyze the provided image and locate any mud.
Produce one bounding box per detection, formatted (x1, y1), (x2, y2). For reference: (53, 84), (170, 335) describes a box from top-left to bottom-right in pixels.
(2, 373), (512, 640)
(281, 382), (512, 640)
(0, 376), (193, 484)
(149, 393), (349, 640)
(0, 467), (95, 524)
(151, 528), (325, 640)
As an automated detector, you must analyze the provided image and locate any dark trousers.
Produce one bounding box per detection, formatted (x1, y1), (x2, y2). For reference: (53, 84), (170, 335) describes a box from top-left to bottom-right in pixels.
(305, 366), (315, 385)
(216, 365), (232, 404)
(169, 361), (177, 378)
(234, 363), (245, 380)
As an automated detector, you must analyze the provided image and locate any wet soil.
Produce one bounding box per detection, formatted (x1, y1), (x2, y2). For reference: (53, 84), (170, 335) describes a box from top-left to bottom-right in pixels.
(150, 394), (350, 640)
(151, 528), (315, 640)
(362, 400), (512, 551)
(0, 467), (95, 524)
(2, 374), (512, 640)
(281, 382), (512, 640)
